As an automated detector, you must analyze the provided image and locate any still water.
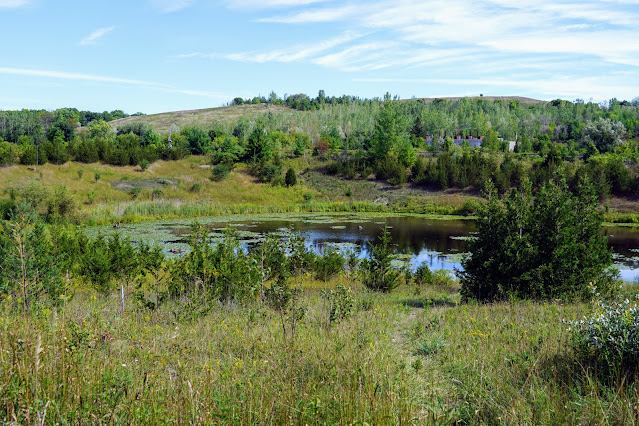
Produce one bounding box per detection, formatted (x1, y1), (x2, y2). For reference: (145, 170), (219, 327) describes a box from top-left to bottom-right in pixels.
(88, 213), (639, 282)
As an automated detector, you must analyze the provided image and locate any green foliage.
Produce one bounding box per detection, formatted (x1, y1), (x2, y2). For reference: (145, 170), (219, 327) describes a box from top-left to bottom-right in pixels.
(0, 141), (20, 166)
(8, 183), (81, 223)
(0, 206), (69, 310)
(211, 163), (230, 181)
(181, 126), (212, 155)
(361, 227), (401, 292)
(211, 135), (243, 167)
(313, 249), (345, 282)
(78, 233), (139, 294)
(413, 263), (433, 286)
(322, 284), (354, 325)
(460, 177), (615, 302)
(129, 186), (143, 199)
(139, 159), (150, 171)
(244, 127), (273, 161)
(167, 225), (260, 303)
(284, 167), (297, 187)
(43, 130), (70, 165)
(88, 119), (114, 140)
(567, 287), (639, 380)
(583, 118), (626, 154)
(151, 188), (163, 200)
(371, 94), (409, 163)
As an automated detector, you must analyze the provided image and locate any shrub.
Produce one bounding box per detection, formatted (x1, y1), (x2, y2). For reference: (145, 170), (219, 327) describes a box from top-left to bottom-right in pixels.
(130, 186), (143, 199)
(0, 141), (19, 167)
(313, 249), (345, 282)
(211, 163), (230, 181)
(460, 177), (615, 302)
(0, 206), (68, 309)
(284, 167), (297, 187)
(189, 183), (202, 192)
(361, 227), (401, 292)
(19, 144), (38, 165)
(322, 284), (355, 325)
(139, 159), (150, 171)
(567, 286), (639, 380)
(303, 192), (313, 202)
(413, 263), (433, 286)
(151, 189), (163, 200)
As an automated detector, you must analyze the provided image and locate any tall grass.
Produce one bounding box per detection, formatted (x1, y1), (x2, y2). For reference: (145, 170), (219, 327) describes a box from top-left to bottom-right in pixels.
(2, 281), (639, 424)
(86, 200), (390, 225)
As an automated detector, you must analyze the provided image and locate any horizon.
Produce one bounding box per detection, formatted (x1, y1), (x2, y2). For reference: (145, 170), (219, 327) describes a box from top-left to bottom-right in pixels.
(1, 0), (638, 114)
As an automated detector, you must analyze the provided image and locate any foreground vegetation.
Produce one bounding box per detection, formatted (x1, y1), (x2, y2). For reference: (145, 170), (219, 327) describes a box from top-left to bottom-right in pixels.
(2, 178), (638, 423)
(4, 281), (639, 424)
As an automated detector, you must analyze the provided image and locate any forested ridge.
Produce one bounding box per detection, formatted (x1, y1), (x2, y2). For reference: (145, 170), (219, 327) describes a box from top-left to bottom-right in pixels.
(2, 92), (639, 204)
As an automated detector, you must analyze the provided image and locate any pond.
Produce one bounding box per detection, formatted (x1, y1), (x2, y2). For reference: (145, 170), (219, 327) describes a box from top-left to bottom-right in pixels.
(86, 213), (639, 282)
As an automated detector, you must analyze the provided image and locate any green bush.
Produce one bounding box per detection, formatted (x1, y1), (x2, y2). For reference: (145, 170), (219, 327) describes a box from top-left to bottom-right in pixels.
(567, 287), (639, 380)
(460, 177), (615, 302)
(0, 207), (69, 309)
(284, 167), (297, 187)
(130, 186), (143, 199)
(413, 263), (433, 286)
(211, 163), (230, 181)
(0, 141), (19, 167)
(313, 249), (345, 282)
(322, 284), (354, 325)
(361, 227), (401, 292)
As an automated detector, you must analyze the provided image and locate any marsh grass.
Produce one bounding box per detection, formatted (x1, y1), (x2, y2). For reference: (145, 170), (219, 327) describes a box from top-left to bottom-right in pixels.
(2, 280), (639, 424)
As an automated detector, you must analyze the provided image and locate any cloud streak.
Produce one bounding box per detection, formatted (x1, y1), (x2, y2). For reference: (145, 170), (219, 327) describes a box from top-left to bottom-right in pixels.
(79, 26), (115, 46)
(0, 0), (28, 8)
(219, 0), (639, 73)
(0, 67), (230, 99)
(149, 0), (194, 13)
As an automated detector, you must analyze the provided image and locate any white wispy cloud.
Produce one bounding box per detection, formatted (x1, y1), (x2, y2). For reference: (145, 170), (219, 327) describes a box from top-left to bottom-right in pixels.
(0, 67), (231, 99)
(176, 0), (638, 101)
(0, 0), (28, 7)
(226, 0), (331, 10)
(208, 31), (363, 63)
(149, 0), (194, 13)
(79, 26), (115, 46)
(257, 5), (358, 23)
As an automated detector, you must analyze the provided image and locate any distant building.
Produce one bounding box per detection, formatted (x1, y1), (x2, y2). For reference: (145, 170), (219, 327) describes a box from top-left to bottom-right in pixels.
(425, 136), (483, 148)
(425, 136), (517, 152)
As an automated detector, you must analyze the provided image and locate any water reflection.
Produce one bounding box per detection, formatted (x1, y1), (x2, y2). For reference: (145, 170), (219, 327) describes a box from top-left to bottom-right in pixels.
(92, 214), (639, 282)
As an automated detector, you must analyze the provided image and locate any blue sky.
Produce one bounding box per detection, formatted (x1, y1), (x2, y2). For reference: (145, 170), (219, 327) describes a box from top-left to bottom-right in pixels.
(1, 0), (638, 114)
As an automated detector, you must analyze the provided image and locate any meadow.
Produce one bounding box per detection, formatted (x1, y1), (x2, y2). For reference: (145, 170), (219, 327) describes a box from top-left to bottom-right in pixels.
(3, 276), (639, 424)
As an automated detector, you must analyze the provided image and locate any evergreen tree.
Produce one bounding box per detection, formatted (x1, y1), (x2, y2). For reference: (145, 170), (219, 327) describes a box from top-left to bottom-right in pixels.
(460, 176), (614, 302)
(284, 167), (297, 187)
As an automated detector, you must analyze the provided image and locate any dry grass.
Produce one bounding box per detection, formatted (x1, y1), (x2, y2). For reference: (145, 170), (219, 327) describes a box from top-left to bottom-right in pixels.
(3, 279), (639, 424)
(109, 104), (292, 134)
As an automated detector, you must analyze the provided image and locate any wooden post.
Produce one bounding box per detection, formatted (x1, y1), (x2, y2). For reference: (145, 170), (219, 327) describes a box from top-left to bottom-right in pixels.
(120, 285), (125, 314)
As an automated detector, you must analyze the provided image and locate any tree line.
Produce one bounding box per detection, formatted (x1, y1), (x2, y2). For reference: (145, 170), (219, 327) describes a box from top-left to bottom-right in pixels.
(1, 92), (638, 196)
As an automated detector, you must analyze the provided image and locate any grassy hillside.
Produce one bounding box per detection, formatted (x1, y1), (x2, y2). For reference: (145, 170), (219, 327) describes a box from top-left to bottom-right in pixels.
(107, 96), (545, 136)
(109, 104), (292, 134)
(0, 157), (484, 225)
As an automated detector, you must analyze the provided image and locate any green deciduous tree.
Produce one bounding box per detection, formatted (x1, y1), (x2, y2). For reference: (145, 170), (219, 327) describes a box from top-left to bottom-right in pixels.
(582, 118), (626, 154)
